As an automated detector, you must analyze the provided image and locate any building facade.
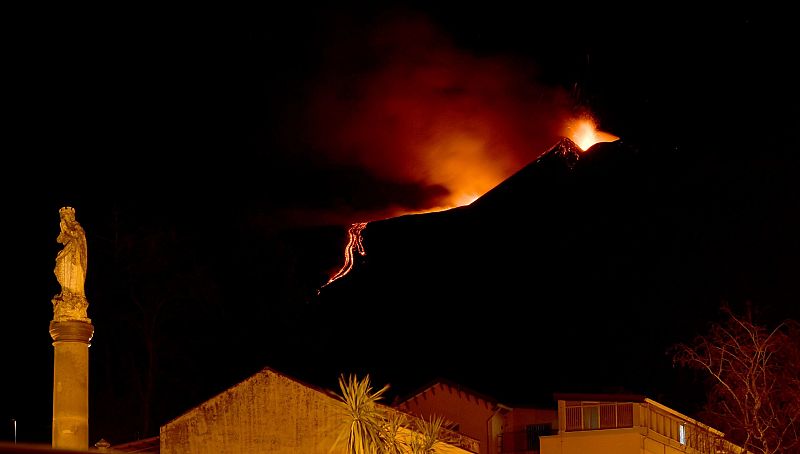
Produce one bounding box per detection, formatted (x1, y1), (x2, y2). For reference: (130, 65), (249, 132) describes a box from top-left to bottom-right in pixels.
(159, 368), (476, 454)
(539, 394), (742, 454)
(396, 380), (556, 454)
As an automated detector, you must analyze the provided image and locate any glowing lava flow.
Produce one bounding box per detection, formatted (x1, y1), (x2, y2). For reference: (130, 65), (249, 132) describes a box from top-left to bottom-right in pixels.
(322, 222), (368, 288)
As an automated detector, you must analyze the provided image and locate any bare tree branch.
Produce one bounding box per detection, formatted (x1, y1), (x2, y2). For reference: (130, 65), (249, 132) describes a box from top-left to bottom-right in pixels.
(672, 305), (800, 454)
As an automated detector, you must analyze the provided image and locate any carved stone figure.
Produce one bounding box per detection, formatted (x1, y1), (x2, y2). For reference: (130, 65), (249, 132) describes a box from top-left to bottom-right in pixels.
(52, 206), (90, 321)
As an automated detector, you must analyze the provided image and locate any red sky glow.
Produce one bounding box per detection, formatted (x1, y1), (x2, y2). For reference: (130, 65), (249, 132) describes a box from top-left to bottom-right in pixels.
(304, 15), (595, 216)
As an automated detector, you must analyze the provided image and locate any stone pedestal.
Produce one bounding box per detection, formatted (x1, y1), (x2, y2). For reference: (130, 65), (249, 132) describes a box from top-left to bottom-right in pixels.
(50, 320), (94, 450)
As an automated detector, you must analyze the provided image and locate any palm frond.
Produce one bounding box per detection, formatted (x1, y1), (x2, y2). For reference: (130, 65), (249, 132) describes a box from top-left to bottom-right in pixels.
(408, 414), (447, 454)
(331, 373), (392, 454)
(381, 409), (408, 454)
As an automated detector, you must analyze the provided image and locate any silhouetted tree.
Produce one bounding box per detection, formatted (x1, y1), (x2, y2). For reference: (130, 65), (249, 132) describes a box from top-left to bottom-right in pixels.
(91, 204), (223, 442)
(672, 305), (800, 454)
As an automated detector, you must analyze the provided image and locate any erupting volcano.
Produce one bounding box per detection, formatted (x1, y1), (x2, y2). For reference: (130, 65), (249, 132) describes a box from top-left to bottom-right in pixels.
(319, 116), (617, 291)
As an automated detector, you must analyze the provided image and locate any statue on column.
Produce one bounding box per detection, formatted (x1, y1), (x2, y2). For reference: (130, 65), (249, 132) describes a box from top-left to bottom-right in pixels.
(52, 206), (90, 322)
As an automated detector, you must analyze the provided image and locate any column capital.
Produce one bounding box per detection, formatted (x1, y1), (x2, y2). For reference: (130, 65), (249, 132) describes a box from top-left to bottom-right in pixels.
(50, 320), (94, 344)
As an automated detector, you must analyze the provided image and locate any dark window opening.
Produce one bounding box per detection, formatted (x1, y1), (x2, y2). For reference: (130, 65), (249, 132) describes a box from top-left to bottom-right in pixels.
(525, 423), (552, 450)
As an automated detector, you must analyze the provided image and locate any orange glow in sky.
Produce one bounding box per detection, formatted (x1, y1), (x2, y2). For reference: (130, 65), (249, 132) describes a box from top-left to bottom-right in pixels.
(418, 130), (515, 210)
(398, 114), (619, 215)
(416, 115), (619, 211)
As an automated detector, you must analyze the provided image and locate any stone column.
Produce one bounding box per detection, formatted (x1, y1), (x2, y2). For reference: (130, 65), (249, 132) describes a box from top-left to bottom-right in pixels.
(50, 320), (94, 450)
(50, 206), (93, 450)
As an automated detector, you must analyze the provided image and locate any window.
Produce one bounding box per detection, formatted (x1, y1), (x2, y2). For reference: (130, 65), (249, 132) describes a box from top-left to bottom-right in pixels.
(679, 423), (686, 445)
(583, 406), (600, 429)
(525, 424), (551, 450)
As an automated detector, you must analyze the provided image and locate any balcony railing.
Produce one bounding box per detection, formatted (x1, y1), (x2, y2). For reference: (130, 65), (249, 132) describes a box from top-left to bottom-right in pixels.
(560, 400), (742, 454)
(565, 402), (634, 431)
(643, 403), (741, 454)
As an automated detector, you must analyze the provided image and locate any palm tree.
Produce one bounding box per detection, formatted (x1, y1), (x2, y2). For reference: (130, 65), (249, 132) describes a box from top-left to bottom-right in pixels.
(407, 415), (448, 454)
(331, 373), (453, 454)
(331, 373), (395, 454)
(382, 409), (408, 454)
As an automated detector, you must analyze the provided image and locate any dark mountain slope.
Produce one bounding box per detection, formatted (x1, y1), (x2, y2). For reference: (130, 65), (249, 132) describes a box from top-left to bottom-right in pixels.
(316, 137), (800, 408)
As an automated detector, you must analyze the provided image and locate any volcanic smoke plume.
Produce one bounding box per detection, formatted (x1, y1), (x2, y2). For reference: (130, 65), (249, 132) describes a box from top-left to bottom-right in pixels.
(302, 13), (581, 219)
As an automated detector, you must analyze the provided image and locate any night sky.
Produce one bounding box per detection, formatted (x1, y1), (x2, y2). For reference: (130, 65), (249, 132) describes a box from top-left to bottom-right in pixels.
(4, 3), (798, 446)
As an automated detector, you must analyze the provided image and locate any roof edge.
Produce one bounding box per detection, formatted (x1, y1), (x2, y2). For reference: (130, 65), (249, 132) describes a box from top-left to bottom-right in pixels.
(553, 392), (647, 402)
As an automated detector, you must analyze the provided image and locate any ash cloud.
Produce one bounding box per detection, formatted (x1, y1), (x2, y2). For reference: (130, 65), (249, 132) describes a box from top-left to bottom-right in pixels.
(295, 12), (574, 219)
